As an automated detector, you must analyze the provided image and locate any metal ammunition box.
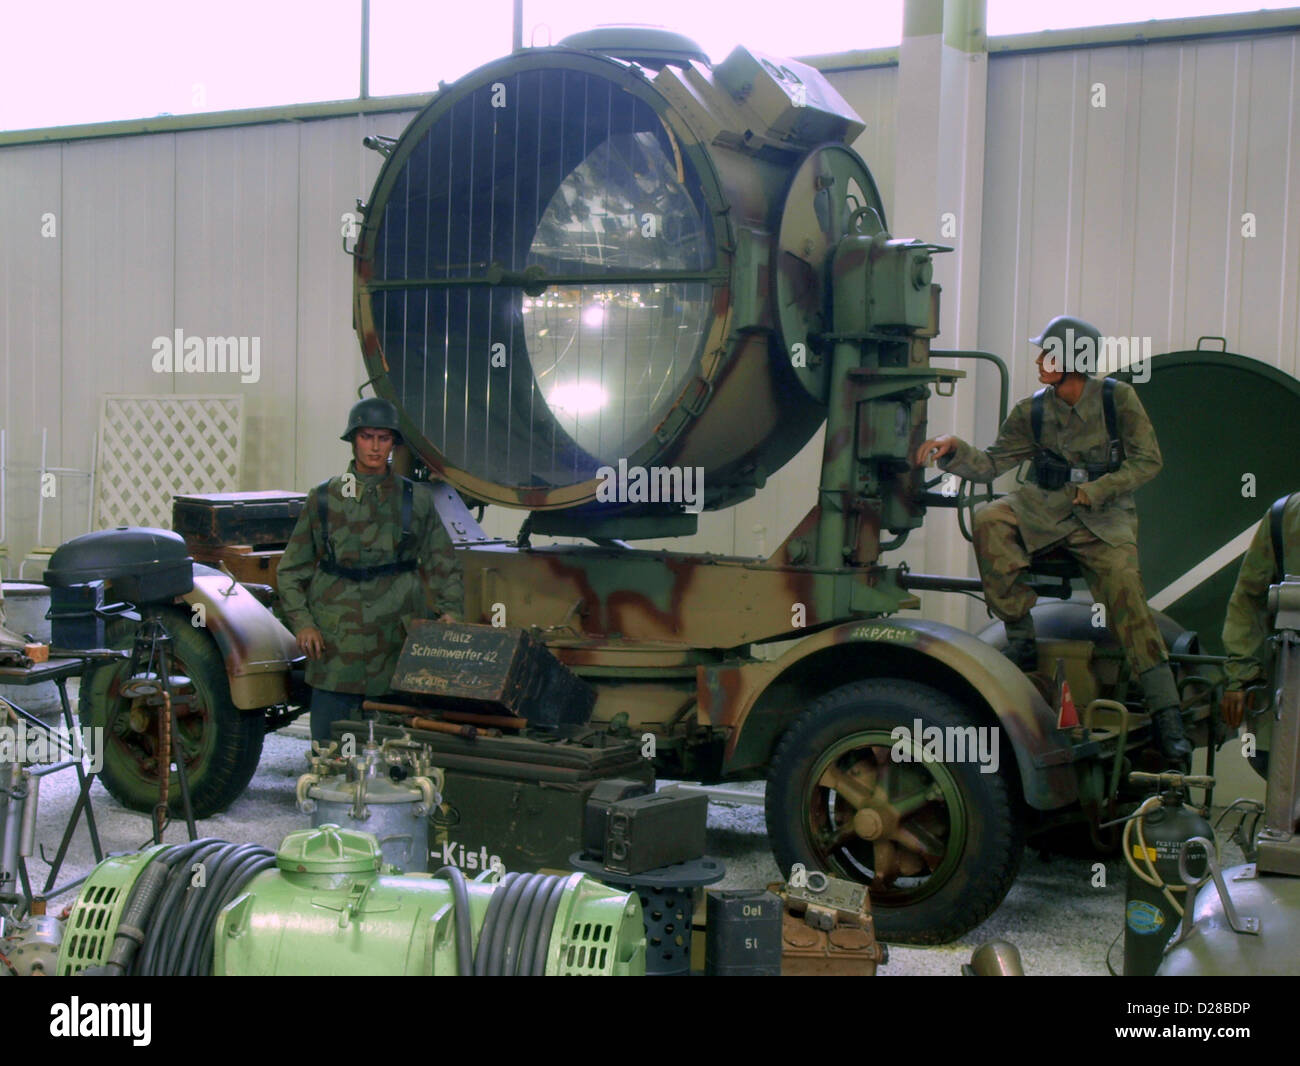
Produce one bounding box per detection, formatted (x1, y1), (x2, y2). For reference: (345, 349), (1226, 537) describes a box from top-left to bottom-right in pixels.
(582, 778), (653, 859)
(392, 621), (595, 727)
(603, 790), (708, 875)
(331, 724), (654, 874)
(705, 890), (782, 976)
(172, 491), (307, 547)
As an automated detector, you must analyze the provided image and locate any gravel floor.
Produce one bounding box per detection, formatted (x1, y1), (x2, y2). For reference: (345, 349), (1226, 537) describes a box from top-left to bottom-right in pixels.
(11, 698), (1252, 978)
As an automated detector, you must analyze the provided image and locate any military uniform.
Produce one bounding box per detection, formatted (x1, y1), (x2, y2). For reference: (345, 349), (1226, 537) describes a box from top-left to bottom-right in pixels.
(1222, 492), (1300, 761)
(940, 375), (1171, 672)
(278, 462), (463, 738)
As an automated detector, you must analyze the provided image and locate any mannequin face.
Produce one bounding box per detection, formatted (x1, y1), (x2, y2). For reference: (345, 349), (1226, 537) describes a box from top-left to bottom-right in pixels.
(1035, 348), (1065, 386)
(352, 427), (396, 475)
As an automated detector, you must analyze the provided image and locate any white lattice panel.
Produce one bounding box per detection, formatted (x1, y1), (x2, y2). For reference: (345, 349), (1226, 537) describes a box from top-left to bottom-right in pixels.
(95, 396), (244, 531)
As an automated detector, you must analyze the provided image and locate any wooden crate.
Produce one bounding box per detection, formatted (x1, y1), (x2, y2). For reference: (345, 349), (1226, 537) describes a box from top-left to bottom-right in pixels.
(391, 621), (594, 726)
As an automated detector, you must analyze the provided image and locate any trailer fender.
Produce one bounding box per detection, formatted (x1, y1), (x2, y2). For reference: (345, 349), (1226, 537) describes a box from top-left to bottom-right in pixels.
(181, 569), (301, 710)
(704, 616), (1078, 810)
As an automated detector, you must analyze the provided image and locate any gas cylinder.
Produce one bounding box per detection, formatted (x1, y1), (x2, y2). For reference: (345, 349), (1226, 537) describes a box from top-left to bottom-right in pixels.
(1124, 787), (1212, 975)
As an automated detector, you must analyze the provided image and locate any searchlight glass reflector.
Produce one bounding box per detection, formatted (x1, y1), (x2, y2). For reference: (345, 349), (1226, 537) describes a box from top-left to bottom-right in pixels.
(368, 67), (716, 494)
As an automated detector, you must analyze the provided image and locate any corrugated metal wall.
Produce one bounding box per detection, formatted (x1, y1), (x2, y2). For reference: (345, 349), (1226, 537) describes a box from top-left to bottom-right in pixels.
(2, 30), (1298, 597)
(0, 111), (416, 570)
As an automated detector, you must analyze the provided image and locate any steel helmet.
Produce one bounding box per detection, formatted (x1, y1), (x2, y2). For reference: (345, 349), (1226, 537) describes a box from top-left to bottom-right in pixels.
(1029, 315), (1102, 370)
(341, 397), (403, 443)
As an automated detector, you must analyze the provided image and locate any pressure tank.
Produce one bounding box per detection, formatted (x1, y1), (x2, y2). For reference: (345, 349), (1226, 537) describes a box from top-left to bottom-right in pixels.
(352, 29), (892, 529)
(296, 731), (439, 873)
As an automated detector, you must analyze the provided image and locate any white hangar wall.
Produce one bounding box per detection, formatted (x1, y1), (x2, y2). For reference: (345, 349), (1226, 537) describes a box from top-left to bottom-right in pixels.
(1, 25), (1298, 600)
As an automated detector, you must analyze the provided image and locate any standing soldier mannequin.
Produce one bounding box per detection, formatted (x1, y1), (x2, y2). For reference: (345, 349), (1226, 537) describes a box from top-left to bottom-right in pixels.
(915, 315), (1192, 767)
(278, 398), (463, 743)
(1221, 491), (1300, 776)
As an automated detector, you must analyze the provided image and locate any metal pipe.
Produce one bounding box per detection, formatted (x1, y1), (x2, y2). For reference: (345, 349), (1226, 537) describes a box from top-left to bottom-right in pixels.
(897, 571), (985, 592)
(512, 0), (523, 51)
(931, 349), (1010, 424)
(18, 774), (38, 856)
(360, 0), (370, 100)
(1, 768), (25, 888)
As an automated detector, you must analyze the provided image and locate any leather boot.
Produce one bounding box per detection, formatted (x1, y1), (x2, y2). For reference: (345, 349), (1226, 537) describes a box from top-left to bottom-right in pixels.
(1139, 664), (1192, 769)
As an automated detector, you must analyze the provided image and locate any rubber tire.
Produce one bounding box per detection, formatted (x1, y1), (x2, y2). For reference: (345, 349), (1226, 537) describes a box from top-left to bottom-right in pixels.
(765, 679), (1025, 945)
(79, 609), (265, 819)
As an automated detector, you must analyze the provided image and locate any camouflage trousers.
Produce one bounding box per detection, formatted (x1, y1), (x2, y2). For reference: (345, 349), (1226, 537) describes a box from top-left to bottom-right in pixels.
(972, 498), (1169, 673)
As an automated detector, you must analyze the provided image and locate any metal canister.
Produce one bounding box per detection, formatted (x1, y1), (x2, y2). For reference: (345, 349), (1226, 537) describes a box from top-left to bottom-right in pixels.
(296, 734), (440, 873)
(1124, 792), (1212, 975)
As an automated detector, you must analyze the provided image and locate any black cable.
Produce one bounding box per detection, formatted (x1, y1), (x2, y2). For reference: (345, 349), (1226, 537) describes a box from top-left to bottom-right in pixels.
(474, 871), (517, 975)
(135, 840), (225, 975)
(128, 840), (274, 976)
(530, 876), (568, 977)
(178, 845), (273, 976)
(433, 866), (474, 976)
(484, 872), (530, 976)
(514, 874), (553, 977)
(500, 873), (546, 976)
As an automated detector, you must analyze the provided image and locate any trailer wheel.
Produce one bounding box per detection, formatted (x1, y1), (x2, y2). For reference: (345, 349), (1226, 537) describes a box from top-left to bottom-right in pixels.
(80, 609), (264, 819)
(765, 679), (1024, 945)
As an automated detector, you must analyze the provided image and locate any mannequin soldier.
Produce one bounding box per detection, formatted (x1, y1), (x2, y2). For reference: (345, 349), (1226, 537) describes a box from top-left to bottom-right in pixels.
(278, 398), (463, 742)
(1221, 491), (1300, 775)
(915, 315), (1192, 767)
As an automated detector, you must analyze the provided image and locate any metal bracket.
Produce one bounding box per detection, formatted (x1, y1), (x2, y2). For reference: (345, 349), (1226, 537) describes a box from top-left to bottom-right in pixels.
(1180, 835), (1259, 936)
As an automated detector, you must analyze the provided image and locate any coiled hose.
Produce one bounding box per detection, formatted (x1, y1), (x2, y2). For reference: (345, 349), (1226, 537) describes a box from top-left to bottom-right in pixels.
(90, 838), (276, 976)
(472, 871), (569, 976)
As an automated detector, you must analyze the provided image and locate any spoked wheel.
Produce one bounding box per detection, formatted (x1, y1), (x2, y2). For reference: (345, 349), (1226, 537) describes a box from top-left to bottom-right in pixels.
(80, 609), (263, 819)
(766, 679), (1025, 944)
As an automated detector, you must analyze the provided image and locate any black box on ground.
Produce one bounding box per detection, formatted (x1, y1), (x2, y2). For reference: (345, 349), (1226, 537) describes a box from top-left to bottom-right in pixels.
(705, 890), (783, 976)
(603, 790), (708, 875)
(582, 778), (654, 859)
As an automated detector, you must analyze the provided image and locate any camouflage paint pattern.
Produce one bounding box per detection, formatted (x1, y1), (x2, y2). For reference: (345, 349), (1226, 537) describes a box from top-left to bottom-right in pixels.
(277, 462), (463, 696)
(180, 572), (300, 709)
(1223, 491), (1300, 687)
(693, 615), (1078, 810)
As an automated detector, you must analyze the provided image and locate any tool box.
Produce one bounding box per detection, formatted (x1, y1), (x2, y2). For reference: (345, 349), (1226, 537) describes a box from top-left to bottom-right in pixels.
(391, 621), (595, 727)
(172, 491), (307, 547)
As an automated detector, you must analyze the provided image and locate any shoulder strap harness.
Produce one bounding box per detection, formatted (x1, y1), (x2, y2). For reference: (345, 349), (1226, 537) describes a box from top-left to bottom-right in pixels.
(316, 475), (416, 581)
(1270, 493), (1292, 582)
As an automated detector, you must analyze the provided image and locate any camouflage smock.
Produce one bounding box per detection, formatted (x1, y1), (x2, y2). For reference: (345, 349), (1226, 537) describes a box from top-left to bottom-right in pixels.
(277, 463), (463, 695)
(1222, 492), (1300, 691)
(939, 376), (1162, 552)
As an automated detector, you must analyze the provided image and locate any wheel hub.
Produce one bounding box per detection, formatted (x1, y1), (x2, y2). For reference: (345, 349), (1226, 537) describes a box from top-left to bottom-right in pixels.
(807, 732), (967, 906)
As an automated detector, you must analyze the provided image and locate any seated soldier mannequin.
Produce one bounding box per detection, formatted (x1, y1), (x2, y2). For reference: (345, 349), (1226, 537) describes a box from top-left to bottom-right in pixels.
(915, 315), (1192, 767)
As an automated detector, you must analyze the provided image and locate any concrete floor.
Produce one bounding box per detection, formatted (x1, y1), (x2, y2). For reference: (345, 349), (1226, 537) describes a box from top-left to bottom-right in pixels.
(12, 698), (1253, 977)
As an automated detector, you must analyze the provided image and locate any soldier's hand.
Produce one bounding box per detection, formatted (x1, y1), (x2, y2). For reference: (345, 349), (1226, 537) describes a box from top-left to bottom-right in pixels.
(915, 435), (957, 468)
(1072, 485), (1093, 507)
(437, 613), (457, 624)
(1221, 689), (1253, 729)
(297, 626), (325, 660)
